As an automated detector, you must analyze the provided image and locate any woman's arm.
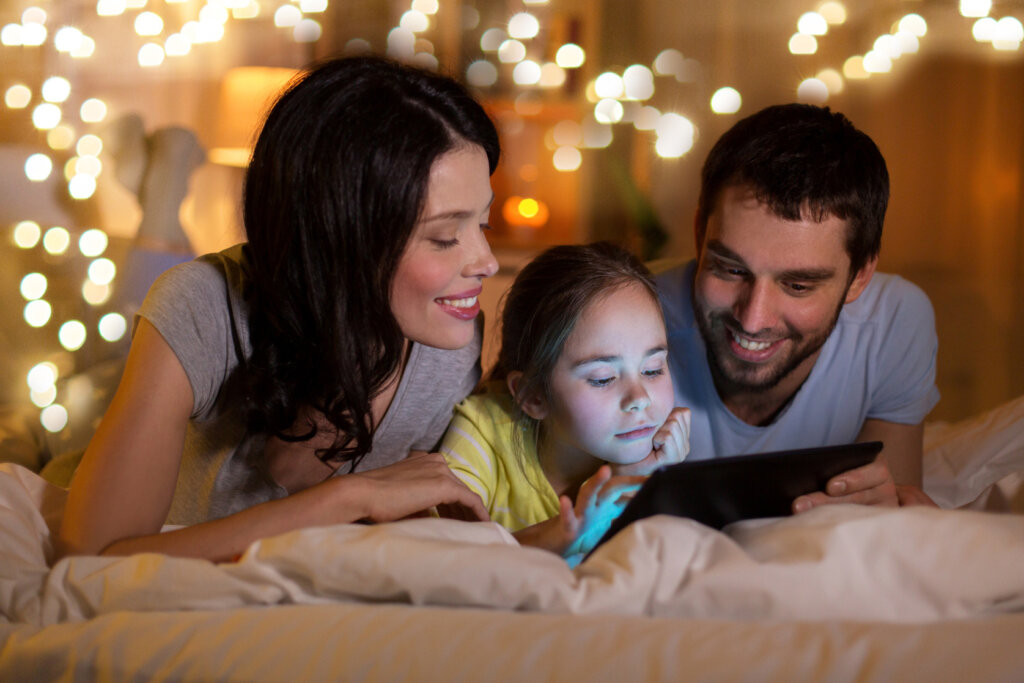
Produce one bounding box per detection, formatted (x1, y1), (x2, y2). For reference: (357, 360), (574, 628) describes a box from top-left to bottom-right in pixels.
(57, 320), (488, 563)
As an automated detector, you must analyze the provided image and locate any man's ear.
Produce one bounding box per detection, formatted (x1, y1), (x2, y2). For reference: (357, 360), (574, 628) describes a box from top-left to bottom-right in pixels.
(506, 371), (548, 420)
(844, 256), (878, 304)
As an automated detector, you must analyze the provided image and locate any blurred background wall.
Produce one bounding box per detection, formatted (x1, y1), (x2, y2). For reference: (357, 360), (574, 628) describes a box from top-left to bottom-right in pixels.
(0, 0), (1021, 449)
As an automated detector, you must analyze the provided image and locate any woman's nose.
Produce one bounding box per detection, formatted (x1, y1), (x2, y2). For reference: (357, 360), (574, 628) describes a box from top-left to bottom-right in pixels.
(465, 228), (498, 279)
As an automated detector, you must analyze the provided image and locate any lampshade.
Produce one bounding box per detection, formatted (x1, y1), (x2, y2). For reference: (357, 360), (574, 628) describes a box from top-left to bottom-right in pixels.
(209, 66), (298, 167)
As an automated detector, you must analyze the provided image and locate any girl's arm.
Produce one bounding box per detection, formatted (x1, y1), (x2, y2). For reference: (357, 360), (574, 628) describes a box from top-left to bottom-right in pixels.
(57, 320), (487, 563)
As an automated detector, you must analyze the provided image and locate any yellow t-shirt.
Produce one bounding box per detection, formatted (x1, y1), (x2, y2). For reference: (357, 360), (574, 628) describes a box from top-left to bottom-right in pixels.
(440, 388), (560, 531)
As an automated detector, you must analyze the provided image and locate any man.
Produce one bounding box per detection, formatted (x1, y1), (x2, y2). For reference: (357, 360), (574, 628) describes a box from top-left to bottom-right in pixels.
(655, 103), (939, 509)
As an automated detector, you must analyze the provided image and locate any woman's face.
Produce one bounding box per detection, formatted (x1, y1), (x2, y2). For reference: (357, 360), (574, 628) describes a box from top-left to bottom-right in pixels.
(391, 144), (498, 350)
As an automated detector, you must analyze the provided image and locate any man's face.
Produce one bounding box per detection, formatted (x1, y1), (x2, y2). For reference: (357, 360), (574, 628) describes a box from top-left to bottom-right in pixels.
(693, 185), (875, 396)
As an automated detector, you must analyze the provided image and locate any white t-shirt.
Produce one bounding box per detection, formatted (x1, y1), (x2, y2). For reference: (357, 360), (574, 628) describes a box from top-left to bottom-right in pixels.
(654, 261), (940, 460)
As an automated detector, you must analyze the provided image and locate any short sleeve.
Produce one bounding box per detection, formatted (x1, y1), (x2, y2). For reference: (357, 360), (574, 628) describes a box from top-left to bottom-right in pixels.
(867, 279), (940, 424)
(134, 256), (244, 419)
(440, 398), (499, 509)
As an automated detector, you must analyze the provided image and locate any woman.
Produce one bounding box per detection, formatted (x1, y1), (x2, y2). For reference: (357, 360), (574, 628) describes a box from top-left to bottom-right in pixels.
(57, 56), (499, 562)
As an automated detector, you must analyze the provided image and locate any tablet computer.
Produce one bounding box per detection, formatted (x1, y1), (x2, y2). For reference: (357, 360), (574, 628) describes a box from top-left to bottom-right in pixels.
(590, 441), (883, 554)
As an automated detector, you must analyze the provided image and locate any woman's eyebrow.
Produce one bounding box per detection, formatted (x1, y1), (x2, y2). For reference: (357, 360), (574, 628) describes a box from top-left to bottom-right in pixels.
(420, 193), (495, 224)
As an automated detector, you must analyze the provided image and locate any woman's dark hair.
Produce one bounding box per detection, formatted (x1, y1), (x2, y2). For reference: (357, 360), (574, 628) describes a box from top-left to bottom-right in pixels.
(493, 242), (661, 445)
(696, 103), (888, 275)
(242, 56), (500, 465)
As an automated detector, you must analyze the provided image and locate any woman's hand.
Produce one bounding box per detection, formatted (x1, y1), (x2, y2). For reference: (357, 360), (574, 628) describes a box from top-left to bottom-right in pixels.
(343, 451), (490, 523)
(514, 466), (644, 557)
(611, 407), (691, 477)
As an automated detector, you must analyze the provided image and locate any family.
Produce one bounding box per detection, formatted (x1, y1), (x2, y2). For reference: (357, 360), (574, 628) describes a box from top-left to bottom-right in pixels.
(55, 55), (940, 563)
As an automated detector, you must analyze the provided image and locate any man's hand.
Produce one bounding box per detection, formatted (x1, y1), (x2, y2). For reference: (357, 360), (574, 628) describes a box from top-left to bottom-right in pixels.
(792, 454), (899, 512)
(611, 407), (691, 477)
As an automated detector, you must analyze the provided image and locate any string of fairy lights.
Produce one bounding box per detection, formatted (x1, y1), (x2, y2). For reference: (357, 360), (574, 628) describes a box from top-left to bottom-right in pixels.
(2, 0), (1022, 436)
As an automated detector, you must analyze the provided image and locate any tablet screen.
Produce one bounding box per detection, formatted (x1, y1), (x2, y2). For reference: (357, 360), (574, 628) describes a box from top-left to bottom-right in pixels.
(590, 441), (883, 554)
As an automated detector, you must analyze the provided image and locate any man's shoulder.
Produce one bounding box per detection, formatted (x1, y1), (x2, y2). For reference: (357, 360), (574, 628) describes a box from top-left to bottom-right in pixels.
(650, 258), (697, 331)
(842, 271), (934, 325)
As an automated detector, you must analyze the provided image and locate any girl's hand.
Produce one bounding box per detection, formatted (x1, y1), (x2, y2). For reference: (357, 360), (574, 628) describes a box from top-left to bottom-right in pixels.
(344, 451), (490, 523)
(611, 407), (691, 477)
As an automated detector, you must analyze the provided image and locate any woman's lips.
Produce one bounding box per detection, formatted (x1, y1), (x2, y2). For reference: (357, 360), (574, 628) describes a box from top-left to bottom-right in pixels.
(436, 288), (482, 321)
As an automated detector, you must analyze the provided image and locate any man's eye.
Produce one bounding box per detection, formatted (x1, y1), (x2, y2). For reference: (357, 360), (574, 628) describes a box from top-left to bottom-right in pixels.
(786, 282), (814, 294)
(587, 377), (614, 387)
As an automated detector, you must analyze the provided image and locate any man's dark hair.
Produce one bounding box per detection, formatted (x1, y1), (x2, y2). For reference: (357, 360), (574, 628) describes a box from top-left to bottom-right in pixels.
(696, 103), (888, 274)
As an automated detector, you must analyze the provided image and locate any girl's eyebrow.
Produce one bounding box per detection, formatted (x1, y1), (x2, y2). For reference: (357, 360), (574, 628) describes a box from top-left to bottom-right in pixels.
(571, 346), (667, 368)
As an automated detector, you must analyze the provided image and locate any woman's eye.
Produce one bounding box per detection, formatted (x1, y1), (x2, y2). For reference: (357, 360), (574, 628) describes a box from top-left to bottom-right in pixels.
(430, 238), (459, 250)
(587, 377), (614, 387)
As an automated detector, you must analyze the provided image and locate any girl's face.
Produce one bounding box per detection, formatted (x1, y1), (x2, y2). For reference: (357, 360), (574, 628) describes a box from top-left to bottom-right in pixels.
(391, 144), (498, 350)
(540, 282), (675, 465)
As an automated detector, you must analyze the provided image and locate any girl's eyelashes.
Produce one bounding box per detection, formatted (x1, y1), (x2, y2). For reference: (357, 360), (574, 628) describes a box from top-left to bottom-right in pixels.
(480, 222), (493, 231)
(586, 376), (615, 387)
(642, 367), (665, 378)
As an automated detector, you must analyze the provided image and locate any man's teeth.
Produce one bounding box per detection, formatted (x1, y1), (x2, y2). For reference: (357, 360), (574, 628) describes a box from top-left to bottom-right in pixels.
(732, 333), (771, 351)
(440, 296), (477, 308)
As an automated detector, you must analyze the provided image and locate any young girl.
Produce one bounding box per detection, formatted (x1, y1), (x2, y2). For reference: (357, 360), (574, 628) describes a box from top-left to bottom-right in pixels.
(57, 56), (500, 562)
(441, 242), (690, 557)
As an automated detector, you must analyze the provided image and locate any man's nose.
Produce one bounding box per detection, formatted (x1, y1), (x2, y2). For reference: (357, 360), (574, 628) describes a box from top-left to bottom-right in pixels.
(733, 279), (777, 334)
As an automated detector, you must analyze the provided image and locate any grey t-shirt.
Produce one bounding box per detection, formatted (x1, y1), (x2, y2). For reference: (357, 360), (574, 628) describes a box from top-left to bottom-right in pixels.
(136, 244), (482, 525)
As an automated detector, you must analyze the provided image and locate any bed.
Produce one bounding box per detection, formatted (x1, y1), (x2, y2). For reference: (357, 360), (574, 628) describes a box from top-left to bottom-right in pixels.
(2, 396), (1022, 681)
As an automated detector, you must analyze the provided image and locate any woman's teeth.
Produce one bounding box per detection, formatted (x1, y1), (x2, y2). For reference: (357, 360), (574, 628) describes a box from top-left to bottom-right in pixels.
(732, 333), (771, 351)
(439, 296), (478, 308)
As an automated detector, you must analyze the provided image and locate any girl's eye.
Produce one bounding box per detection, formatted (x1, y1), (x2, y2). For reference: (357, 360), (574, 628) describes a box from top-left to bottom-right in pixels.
(587, 377), (614, 387)
(480, 222), (493, 231)
(431, 238), (459, 250)
(642, 367), (665, 378)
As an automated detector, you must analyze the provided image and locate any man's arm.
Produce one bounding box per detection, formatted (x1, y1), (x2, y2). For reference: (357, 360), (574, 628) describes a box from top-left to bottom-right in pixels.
(857, 418), (923, 486)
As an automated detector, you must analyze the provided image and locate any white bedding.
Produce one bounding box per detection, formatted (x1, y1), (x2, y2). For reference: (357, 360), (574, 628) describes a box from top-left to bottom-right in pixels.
(2, 397), (1023, 681)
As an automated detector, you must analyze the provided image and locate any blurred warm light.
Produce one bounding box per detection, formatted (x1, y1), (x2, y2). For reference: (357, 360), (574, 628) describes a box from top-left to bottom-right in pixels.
(70, 35), (95, 58)
(80, 98), (107, 123)
(798, 12), (828, 35)
(42, 77), (71, 103)
(623, 64), (655, 100)
(653, 49), (683, 77)
(20, 273), (47, 300)
(843, 55), (869, 79)
(594, 99), (624, 124)
(21, 22), (46, 46)
(555, 43), (585, 68)
(138, 43), (165, 67)
(789, 33), (817, 54)
(82, 280), (111, 305)
(99, 313), (128, 342)
(538, 62), (566, 88)
(135, 11), (163, 36)
(232, 2), (260, 19)
(299, 0), (327, 12)
(88, 257), (117, 285)
(14, 221), (42, 248)
(797, 78), (829, 103)
(519, 164), (538, 182)
(76, 134), (103, 157)
(294, 19), (322, 42)
(480, 28), (505, 52)
(462, 6), (480, 29)
(400, 10), (429, 33)
(79, 228), (108, 257)
(24, 300), (52, 327)
(502, 196), (549, 228)
(973, 17), (997, 41)
(345, 38), (371, 54)
(412, 52), (438, 70)
(498, 39), (526, 63)
(710, 87), (741, 114)
(43, 226), (71, 254)
(594, 72), (624, 99)
(54, 26), (84, 52)
(581, 117), (613, 149)
(32, 103), (62, 130)
(211, 66), (298, 167)
(863, 50), (892, 73)
(513, 60), (542, 85)
(5, 84), (31, 108)
(23, 7), (47, 25)
(40, 404), (68, 433)
(96, 0), (127, 17)
(64, 157), (78, 182)
(200, 4), (229, 25)
(817, 1), (847, 24)
(274, 5), (301, 27)
(387, 28), (414, 58)
(30, 385), (56, 408)
(633, 106), (660, 131)
(552, 120), (582, 146)
(69, 174), (98, 199)
(1, 24), (23, 46)
(75, 156), (102, 177)
(895, 31), (920, 54)
(25, 154), (53, 181)
(960, 0), (992, 18)
(874, 34), (901, 60)
(59, 320), (87, 351)
(508, 13), (539, 40)
(27, 363), (58, 392)
(524, 0), (549, 4)
(993, 17), (1023, 50)
(48, 125), (75, 149)
(655, 112), (695, 158)
(552, 146), (582, 172)
(412, 0), (439, 14)
(513, 93), (543, 116)
(816, 68), (844, 94)
(466, 60), (498, 87)
(899, 14), (927, 37)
